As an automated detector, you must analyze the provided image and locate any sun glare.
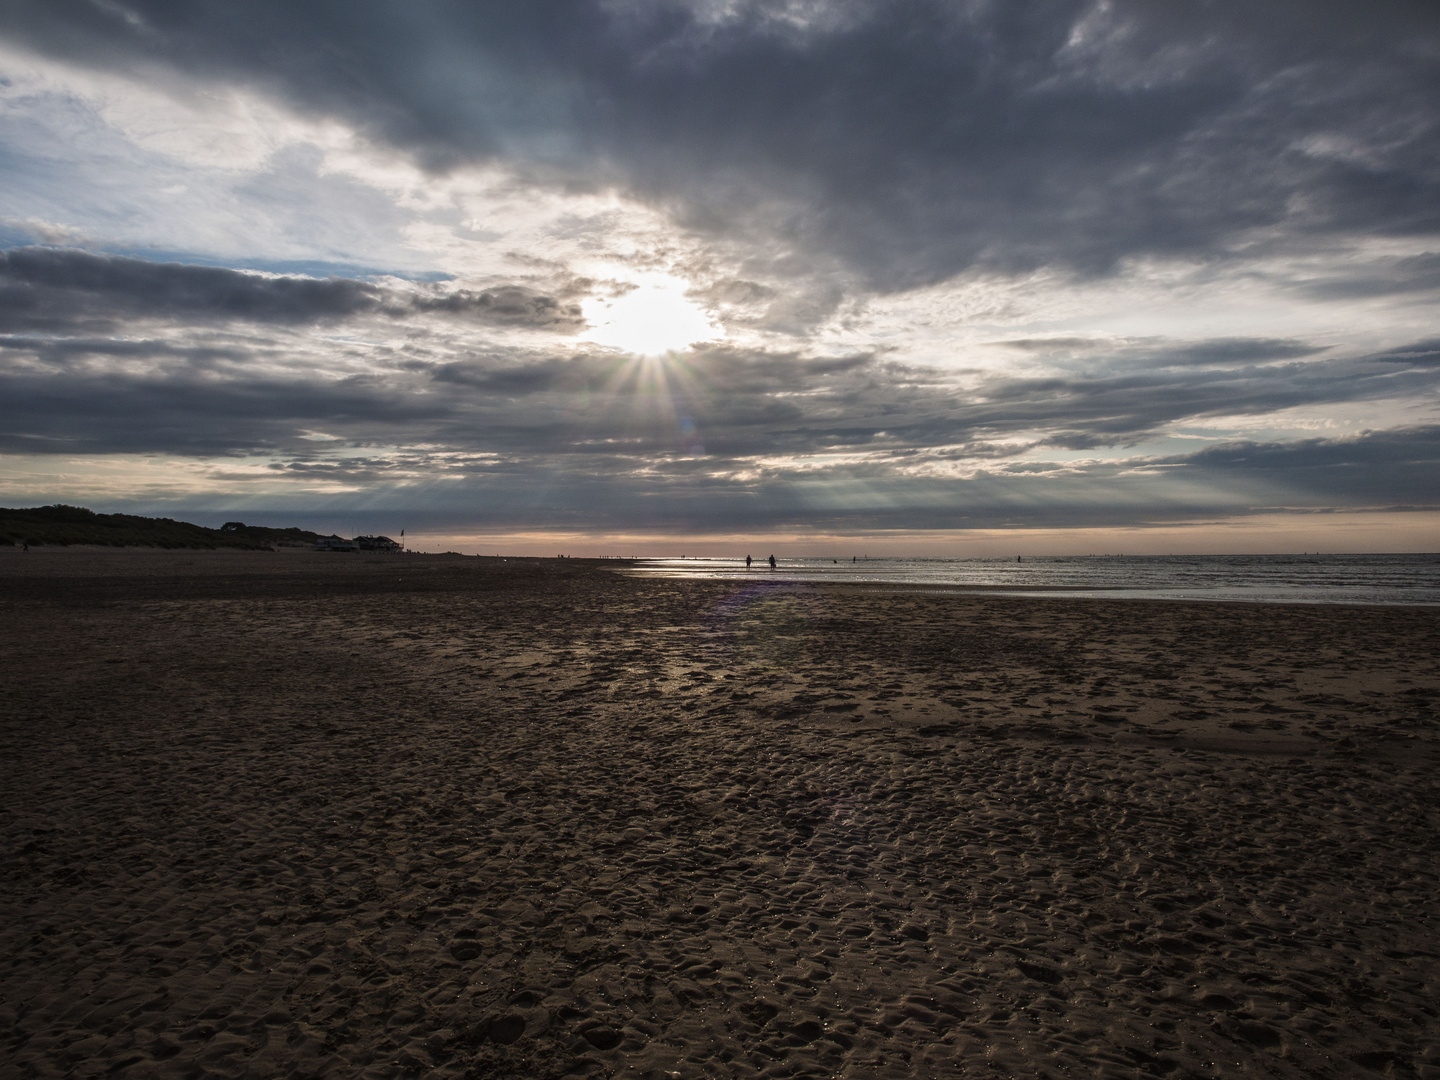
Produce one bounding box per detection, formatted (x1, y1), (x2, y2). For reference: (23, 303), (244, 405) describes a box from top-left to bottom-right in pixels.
(581, 276), (721, 356)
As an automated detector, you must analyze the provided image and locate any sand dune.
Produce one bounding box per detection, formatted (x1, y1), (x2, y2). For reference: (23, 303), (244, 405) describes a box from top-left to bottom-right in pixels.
(2, 549), (1438, 1078)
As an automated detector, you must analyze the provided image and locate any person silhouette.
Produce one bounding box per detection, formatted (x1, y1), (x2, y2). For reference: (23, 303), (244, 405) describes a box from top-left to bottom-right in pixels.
(768, 554), (776, 569)
(745, 554), (752, 569)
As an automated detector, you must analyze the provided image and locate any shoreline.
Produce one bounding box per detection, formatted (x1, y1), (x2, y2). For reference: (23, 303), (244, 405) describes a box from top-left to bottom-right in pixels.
(625, 572), (1440, 607)
(8, 545), (1439, 608)
(620, 553), (1440, 609)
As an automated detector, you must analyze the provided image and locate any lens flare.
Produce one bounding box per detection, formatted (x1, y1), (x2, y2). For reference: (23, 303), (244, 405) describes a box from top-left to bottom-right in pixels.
(706, 585), (827, 669)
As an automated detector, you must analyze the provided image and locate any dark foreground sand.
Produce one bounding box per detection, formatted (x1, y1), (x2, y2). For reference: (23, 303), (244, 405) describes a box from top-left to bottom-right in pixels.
(2, 549), (1438, 1080)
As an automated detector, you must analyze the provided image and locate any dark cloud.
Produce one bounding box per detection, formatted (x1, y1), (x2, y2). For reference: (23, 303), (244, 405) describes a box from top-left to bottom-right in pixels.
(1150, 340), (1330, 367)
(7, 351), (1435, 531)
(1160, 425), (1440, 507)
(123, 424), (1440, 535)
(0, 247), (377, 332)
(0, 367), (452, 456)
(1370, 340), (1440, 368)
(0, 247), (581, 333)
(0, 334), (250, 367)
(410, 286), (583, 329)
(852, 346), (1438, 452)
(1300, 253), (1440, 300)
(1176, 424), (1440, 474)
(5, 317), (1439, 531)
(2, 1), (1436, 289)
(1000, 337), (1328, 368)
(431, 356), (586, 396)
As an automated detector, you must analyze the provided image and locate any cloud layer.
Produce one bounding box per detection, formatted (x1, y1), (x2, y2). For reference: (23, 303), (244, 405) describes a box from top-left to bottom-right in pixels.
(5, 0), (1437, 289)
(0, 2), (1437, 542)
(0, 248), (582, 333)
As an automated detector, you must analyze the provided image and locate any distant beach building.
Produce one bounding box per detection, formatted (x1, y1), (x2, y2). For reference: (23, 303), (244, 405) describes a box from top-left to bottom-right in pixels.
(356, 535), (401, 552)
(315, 535), (359, 552)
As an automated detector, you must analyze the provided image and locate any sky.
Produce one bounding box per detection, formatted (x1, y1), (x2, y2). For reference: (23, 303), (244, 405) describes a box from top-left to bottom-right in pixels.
(0, 0), (1438, 554)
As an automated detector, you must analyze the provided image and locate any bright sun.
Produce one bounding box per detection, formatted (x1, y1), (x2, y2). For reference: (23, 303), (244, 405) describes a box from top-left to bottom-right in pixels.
(581, 276), (721, 355)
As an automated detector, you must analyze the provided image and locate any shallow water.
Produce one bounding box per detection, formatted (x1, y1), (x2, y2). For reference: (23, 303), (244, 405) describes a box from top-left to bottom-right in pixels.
(628, 552), (1440, 605)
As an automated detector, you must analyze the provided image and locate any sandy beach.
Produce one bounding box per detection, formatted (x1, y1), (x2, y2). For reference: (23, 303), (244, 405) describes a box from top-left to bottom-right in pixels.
(2, 548), (1438, 1080)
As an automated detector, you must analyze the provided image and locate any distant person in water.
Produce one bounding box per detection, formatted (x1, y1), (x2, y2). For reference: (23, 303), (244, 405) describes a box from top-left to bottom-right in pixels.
(769, 554), (776, 569)
(745, 555), (752, 569)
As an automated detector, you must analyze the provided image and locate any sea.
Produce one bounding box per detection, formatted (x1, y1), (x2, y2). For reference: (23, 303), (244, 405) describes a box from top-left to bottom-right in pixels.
(626, 553), (1440, 606)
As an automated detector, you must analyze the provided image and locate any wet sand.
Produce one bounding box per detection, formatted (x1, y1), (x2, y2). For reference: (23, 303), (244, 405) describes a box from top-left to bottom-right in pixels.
(2, 548), (1438, 1079)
